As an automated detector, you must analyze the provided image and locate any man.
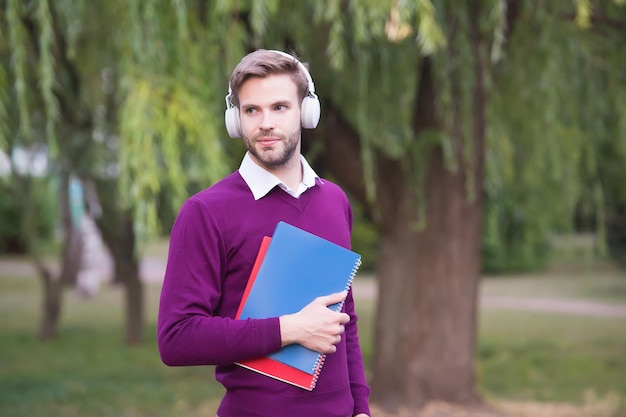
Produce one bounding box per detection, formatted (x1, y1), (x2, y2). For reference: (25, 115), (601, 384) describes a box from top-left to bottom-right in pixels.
(157, 49), (371, 417)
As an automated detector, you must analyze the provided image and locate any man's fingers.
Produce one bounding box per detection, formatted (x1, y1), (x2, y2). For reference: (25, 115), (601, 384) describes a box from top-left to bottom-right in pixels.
(316, 290), (348, 307)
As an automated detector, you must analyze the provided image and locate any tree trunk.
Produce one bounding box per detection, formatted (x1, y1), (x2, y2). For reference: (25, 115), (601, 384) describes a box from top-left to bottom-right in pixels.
(30, 170), (83, 341)
(369, 146), (483, 411)
(37, 229), (82, 341)
(310, 40), (487, 411)
(39, 273), (63, 340)
(122, 250), (142, 345)
(100, 211), (142, 345)
(93, 178), (143, 345)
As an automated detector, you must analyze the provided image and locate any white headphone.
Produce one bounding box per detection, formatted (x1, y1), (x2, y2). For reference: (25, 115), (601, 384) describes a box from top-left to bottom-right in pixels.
(224, 50), (321, 139)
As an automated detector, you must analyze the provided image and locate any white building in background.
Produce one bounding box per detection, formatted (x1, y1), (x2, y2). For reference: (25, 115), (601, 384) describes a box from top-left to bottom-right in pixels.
(0, 146), (49, 177)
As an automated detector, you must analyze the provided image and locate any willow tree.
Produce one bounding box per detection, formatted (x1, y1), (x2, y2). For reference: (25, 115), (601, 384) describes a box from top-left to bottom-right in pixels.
(1, 0), (88, 340)
(483, 1), (626, 274)
(0, 1), (232, 343)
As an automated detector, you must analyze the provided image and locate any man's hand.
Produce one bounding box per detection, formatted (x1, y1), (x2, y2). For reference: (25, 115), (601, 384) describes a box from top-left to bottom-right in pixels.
(279, 291), (350, 354)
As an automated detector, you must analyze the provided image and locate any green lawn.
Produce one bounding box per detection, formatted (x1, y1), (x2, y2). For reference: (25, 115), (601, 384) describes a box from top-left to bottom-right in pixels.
(1, 254), (626, 416)
(0, 277), (225, 417)
(476, 256), (626, 412)
(478, 311), (626, 402)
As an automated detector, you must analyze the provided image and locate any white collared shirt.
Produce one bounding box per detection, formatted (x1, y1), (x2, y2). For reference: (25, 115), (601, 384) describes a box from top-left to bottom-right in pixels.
(239, 152), (322, 200)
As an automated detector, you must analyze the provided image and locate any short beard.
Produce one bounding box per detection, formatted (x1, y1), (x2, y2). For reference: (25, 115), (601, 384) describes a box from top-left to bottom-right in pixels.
(244, 130), (300, 169)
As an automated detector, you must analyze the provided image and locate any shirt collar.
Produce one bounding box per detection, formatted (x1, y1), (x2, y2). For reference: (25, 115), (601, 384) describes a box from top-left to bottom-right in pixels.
(239, 152), (321, 200)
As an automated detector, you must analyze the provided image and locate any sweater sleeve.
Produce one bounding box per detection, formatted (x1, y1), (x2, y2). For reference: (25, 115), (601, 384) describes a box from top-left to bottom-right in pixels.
(344, 289), (372, 416)
(157, 198), (282, 366)
(344, 201), (371, 416)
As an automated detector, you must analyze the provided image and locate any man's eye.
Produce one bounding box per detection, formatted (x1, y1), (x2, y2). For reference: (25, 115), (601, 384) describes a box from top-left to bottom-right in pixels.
(245, 108), (256, 114)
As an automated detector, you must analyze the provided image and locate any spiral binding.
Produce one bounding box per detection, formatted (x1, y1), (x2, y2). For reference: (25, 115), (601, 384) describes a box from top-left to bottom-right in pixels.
(334, 256), (361, 313)
(309, 359), (323, 389)
(309, 256), (362, 389)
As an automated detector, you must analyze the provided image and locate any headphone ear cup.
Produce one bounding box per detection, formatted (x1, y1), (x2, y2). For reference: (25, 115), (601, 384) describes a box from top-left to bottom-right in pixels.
(225, 106), (242, 138)
(300, 96), (320, 129)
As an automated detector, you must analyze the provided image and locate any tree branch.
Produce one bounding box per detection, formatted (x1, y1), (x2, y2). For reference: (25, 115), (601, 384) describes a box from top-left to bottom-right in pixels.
(302, 99), (368, 208)
(503, 0), (522, 43)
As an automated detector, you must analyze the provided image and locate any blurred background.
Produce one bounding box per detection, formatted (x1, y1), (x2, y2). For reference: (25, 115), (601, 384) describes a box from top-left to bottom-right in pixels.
(1, 1), (625, 416)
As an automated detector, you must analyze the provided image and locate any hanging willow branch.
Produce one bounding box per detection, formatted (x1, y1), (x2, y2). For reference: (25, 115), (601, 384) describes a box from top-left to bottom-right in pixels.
(6, 0), (31, 142)
(36, 0), (59, 156)
(0, 35), (9, 149)
(118, 76), (229, 244)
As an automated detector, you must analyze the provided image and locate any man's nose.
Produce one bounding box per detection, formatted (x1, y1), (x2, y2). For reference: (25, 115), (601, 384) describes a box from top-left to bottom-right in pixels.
(259, 110), (275, 130)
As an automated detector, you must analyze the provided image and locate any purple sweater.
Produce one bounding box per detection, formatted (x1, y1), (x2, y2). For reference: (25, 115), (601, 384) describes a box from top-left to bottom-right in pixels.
(157, 171), (371, 417)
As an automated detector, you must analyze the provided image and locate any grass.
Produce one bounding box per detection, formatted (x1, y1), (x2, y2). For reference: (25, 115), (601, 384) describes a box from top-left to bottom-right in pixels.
(477, 253), (626, 411)
(477, 311), (626, 402)
(0, 277), (225, 417)
(1, 249), (626, 416)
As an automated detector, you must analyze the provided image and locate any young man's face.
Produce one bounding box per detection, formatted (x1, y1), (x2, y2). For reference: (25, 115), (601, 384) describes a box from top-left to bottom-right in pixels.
(238, 73), (302, 170)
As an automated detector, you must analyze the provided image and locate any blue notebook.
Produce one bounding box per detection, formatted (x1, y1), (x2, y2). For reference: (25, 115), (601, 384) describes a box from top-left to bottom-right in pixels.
(236, 221), (361, 380)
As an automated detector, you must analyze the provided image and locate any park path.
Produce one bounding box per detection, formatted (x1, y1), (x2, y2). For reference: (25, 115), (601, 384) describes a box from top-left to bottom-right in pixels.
(351, 275), (626, 319)
(2, 254), (626, 319)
